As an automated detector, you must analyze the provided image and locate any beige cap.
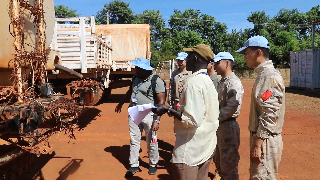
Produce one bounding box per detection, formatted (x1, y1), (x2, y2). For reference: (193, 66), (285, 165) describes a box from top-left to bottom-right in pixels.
(183, 44), (214, 62)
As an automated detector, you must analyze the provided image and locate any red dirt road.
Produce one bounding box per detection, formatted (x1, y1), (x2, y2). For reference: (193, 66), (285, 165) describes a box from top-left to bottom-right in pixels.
(22, 79), (320, 180)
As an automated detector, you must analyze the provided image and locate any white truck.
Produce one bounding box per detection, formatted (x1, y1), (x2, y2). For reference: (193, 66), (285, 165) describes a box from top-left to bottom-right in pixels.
(48, 16), (151, 105)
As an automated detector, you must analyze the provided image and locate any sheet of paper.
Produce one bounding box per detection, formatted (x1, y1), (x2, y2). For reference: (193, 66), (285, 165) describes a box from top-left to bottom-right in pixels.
(128, 103), (157, 125)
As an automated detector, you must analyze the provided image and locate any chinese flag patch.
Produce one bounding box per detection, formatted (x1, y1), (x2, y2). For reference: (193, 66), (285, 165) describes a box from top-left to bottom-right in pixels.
(261, 90), (272, 101)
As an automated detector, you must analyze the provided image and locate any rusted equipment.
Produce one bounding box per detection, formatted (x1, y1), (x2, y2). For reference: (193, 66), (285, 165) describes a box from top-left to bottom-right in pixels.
(0, 0), (87, 177)
(54, 64), (84, 79)
(66, 79), (104, 106)
(0, 147), (24, 166)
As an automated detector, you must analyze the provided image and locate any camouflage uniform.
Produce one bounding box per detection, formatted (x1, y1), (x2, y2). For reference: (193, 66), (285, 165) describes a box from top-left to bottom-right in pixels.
(214, 72), (244, 180)
(168, 69), (181, 105)
(170, 70), (191, 107)
(249, 60), (285, 180)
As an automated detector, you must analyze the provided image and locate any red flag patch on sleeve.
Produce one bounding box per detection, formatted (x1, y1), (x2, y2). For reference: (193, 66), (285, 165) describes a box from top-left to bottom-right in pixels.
(261, 90), (272, 101)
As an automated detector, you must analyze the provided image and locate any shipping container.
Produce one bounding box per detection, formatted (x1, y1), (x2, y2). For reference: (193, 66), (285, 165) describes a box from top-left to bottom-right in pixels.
(290, 49), (320, 89)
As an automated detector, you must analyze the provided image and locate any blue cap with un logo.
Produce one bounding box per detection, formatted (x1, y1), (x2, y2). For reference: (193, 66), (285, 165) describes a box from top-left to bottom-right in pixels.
(213, 52), (234, 62)
(176, 52), (188, 60)
(236, 36), (270, 54)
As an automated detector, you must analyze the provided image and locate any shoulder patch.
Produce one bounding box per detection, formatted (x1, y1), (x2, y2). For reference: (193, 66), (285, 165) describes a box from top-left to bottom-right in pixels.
(261, 90), (272, 101)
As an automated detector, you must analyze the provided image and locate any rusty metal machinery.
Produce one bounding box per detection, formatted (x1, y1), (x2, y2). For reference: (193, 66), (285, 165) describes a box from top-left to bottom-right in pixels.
(0, 1), (86, 178)
(66, 79), (105, 106)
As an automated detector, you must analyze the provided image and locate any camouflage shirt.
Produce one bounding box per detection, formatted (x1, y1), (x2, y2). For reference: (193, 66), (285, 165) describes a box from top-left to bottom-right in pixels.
(169, 69), (191, 105)
(217, 72), (244, 122)
(249, 60), (285, 139)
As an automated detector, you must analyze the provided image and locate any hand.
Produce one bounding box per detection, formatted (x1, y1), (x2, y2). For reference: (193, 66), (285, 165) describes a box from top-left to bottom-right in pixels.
(178, 84), (184, 94)
(152, 121), (159, 131)
(115, 103), (123, 113)
(152, 104), (169, 116)
(250, 145), (262, 164)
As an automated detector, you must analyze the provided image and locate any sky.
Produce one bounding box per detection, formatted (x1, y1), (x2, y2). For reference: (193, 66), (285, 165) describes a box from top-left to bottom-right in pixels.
(54, 0), (320, 32)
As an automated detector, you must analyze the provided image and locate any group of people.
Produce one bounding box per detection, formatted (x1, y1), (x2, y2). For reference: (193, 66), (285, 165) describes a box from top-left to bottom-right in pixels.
(115, 35), (286, 180)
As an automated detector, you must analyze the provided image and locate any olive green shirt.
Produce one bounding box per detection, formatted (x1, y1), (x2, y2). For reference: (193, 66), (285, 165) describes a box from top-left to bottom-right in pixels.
(130, 74), (166, 107)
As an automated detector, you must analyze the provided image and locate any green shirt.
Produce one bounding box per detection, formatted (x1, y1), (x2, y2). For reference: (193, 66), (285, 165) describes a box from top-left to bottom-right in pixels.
(130, 74), (166, 106)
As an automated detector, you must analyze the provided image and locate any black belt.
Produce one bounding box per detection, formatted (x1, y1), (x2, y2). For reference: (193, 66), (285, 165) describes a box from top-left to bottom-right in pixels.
(251, 131), (280, 137)
(219, 118), (236, 125)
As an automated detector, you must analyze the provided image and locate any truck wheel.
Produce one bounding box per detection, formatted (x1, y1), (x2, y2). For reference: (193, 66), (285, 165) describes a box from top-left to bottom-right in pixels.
(86, 86), (104, 106)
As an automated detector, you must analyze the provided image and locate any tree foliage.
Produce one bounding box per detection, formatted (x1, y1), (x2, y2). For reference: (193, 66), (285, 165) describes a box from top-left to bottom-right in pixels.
(61, 1), (320, 69)
(54, 5), (79, 18)
(96, 0), (134, 24)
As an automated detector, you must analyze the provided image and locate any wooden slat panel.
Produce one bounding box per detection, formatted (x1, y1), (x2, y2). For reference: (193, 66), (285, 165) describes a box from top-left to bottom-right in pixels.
(60, 56), (95, 60)
(61, 52), (95, 57)
(58, 47), (96, 52)
(60, 61), (98, 69)
(57, 43), (95, 47)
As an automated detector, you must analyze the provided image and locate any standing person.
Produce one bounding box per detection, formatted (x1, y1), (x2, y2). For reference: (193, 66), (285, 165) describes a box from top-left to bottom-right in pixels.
(153, 44), (220, 180)
(207, 58), (221, 90)
(115, 57), (166, 177)
(236, 36), (285, 179)
(213, 52), (244, 180)
(168, 52), (191, 107)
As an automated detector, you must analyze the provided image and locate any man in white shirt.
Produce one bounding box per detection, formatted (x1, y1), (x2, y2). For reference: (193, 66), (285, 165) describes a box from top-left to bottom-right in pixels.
(153, 44), (220, 180)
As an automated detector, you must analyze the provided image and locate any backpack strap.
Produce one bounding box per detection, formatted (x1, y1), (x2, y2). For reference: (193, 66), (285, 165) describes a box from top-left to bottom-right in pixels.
(147, 75), (167, 104)
(131, 74), (137, 88)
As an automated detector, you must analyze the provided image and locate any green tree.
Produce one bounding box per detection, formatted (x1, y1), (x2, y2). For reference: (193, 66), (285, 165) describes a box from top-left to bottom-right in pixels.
(274, 8), (308, 39)
(270, 31), (300, 67)
(168, 9), (228, 53)
(247, 11), (269, 36)
(306, 6), (320, 34)
(96, 0), (134, 24)
(54, 5), (79, 18)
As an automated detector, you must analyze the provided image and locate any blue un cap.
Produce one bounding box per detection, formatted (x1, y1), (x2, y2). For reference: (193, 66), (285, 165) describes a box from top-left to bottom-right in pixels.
(236, 36), (270, 54)
(213, 52), (234, 62)
(176, 52), (188, 60)
(131, 57), (154, 70)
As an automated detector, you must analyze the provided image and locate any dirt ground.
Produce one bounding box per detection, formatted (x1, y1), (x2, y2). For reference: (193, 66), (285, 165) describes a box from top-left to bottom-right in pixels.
(19, 78), (320, 180)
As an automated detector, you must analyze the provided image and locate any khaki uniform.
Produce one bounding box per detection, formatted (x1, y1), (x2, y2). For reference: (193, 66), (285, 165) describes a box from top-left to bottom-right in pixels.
(214, 72), (244, 180)
(168, 69), (181, 105)
(128, 74), (166, 168)
(249, 60), (285, 179)
(171, 71), (191, 106)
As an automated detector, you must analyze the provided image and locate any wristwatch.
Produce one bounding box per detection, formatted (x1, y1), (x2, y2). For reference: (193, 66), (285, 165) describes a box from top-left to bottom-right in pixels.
(154, 119), (160, 124)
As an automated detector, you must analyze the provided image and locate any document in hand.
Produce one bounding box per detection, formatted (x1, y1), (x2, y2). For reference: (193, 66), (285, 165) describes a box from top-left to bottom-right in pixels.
(128, 103), (157, 125)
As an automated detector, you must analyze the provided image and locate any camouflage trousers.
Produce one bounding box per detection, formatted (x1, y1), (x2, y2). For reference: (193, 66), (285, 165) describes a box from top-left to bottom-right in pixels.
(214, 120), (240, 180)
(250, 134), (283, 180)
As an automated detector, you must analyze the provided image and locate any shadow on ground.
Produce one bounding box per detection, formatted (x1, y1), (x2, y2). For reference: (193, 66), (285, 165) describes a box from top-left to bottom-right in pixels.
(18, 152), (56, 180)
(74, 107), (101, 130)
(286, 87), (320, 98)
(19, 152), (83, 180)
(104, 137), (174, 180)
(101, 93), (130, 104)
